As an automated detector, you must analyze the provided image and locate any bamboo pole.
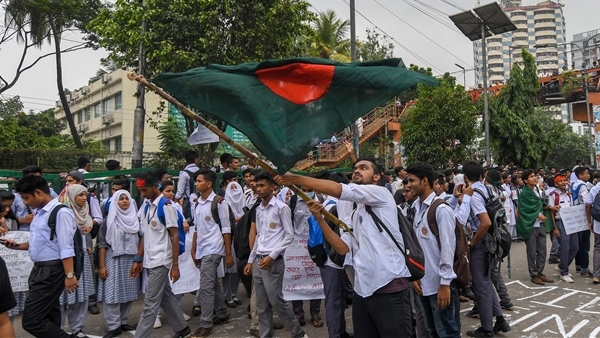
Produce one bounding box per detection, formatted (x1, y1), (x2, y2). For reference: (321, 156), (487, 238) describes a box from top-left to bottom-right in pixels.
(127, 73), (353, 235)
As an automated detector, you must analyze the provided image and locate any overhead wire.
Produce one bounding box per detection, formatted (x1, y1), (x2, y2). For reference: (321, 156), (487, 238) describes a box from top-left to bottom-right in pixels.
(440, 0), (466, 12)
(400, 0), (464, 35)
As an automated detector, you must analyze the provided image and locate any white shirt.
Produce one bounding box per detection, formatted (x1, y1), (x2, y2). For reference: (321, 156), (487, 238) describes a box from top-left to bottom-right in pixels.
(248, 197), (294, 264)
(570, 166), (579, 184)
(194, 192), (232, 259)
(320, 197), (345, 270)
(573, 180), (589, 206)
(244, 189), (258, 209)
(392, 179), (403, 194)
(28, 198), (76, 262)
(469, 181), (488, 233)
(412, 192), (457, 296)
(339, 183), (411, 297)
(533, 187), (542, 228)
(548, 189), (572, 220)
(503, 184), (516, 226)
(140, 195), (179, 269)
(586, 182), (600, 234)
(176, 164), (199, 200)
(447, 194), (471, 227)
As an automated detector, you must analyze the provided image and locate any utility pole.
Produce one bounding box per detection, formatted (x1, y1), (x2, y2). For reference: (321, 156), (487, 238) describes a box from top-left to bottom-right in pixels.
(350, 0), (360, 159)
(482, 23), (491, 165)
(132, 0), (147, 168)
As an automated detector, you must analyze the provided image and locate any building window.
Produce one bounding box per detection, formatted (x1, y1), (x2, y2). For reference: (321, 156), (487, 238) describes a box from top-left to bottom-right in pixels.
(76, 111), (82, 124)
(102, 99), (111, 115)
(85, 107), (91, 121)
(102, 139), (110, 150)
(114, 93), (122, 110)
(114, 136), (122, 152)
(94, 103), (101, 118)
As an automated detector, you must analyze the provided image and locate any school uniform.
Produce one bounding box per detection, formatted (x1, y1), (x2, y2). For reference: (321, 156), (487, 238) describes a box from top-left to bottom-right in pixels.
(22, 198), (76, 338)
(468, 181), (503, 333)
(550, 189), (577, 277)
(7, 216), (27, 321)
(573, 179), (592, 274)
(193, 191), (231, 329)
(339, 183), (412, 338)
(87, 194), (103, 310)
(412, 192), (461, 338)
(134, 195), (187, 338)
(175, 164), (199, 201)
(248, 197), (305, 338)
(585, 182), (600, 279)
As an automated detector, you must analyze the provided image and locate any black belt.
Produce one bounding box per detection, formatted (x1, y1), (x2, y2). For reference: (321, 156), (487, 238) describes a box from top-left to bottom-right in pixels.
(255, 254), (282, 260)
(33, 259), (62, 267)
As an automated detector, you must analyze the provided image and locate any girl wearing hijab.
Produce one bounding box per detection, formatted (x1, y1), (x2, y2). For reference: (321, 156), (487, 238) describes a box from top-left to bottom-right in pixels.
(97, 190), (140, 337)
(223, 181), (243, 308)
(59, 184), (95, 338)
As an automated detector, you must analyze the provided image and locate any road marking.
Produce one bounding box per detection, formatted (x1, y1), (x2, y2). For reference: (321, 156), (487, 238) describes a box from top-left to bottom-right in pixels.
(523, 314), (588, 338)
(509, 311), (540, 326)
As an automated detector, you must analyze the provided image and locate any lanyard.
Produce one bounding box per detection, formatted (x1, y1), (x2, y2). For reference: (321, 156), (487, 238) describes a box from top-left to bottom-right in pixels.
(145, 204), (158, 225)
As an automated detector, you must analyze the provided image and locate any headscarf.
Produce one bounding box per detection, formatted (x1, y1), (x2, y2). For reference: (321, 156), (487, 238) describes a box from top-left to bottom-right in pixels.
(106, 190), (139, 247)
(225, 181), (244, 218)
(277, 187), (292, 203)
(64, 184), (93, 231)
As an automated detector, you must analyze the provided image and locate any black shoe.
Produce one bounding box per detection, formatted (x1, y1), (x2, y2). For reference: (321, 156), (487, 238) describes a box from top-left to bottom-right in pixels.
(88, 304), (100, 315)
(548, 255), (560, 264)
(121, 324), (137, 331)
(191, 326), (213, 338)
(225, 300), (237, 308)
(213, 314), (230, 326)
(102, 328), (123, 338)
(192, 305), (201, 316)
(462, 287), (476, 300)
(232, 296), (243, 305)
(466, 327), (494, 337)
(582, 271), (594, 278)
(173, 326), (191, 338)
(494, 320), (512, 333)
(466, 309), (479, 318)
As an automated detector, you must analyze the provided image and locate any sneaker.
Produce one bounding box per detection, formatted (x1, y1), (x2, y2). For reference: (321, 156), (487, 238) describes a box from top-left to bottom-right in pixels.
(548, 255), (560, 264)
(183, 313), (191, 321)
(225, 300), (237, 308)
(192, 305), (201, 316)
(232, 296), (243, 305)
(538, 274), (554, 283)
(74, 330), (89, 338)
(173, 326), (191, 338)
(553, 266), (572, 277)
(191, 326), (213, 338)
(466, 327), (494, 337)
(594, 277), (600, 284)
(560, 275), (575, 283)
(466, 309), (479, 318)
(493, 320), (511, 334)
(501, 302), (514, 310)
(213, 314), (230, 326)
(154, 317), (162, 329)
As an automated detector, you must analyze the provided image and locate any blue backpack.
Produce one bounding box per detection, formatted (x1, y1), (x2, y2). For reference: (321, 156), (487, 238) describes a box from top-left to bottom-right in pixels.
(571, 183), (586, 203)
(145, 197), (186, 255)
(307, 200), (337, 267)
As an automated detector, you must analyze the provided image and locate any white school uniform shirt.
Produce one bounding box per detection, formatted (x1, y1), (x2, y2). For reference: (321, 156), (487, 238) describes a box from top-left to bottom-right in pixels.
(586, 182), (600, 234)
(248, 197), (295, 264)
(339, 183), (411, 298)
(447, 194), (472, 227)
(139, 195), (179, 269)
(502, 184), (516, 226)
(321, 196), (351, 270)
(532, 187), (543, 228)
(469, 181), (488, 233)
(412, 192), (457, 296)
(573, 179), (590, 206)
(28, 198), (77, 262)
(194, 192), (232, 259)
(244, 189), (258, 209)
(548, 189), (572, 220)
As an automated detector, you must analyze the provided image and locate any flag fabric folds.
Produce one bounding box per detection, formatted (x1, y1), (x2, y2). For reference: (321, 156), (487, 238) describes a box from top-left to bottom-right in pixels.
(188, 124), (219, 145)
(153, 57), (438, 173)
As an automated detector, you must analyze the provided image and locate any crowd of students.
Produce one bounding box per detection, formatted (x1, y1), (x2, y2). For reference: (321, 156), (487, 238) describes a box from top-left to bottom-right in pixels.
(2, 149), (600, 338)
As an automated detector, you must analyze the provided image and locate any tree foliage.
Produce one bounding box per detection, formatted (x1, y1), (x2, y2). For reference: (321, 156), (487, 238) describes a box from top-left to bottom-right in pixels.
(357, 28), (394, 62)
(397, 64), (433, 103)
(309, 9), (350, 62)
(401, 74), (477, 168)
(488, 49), (563, 168)
(546, 128), (589, 170)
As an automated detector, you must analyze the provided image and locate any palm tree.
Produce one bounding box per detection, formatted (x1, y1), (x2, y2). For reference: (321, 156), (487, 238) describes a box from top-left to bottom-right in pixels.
(5, 0), (91, 149)
(311, 9), (350, 62)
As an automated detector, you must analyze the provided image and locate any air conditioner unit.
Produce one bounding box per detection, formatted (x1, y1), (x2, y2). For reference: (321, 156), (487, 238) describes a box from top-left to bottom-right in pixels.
(102, 113), (114, 125)
(77, 123), (88, 133)
(65, 94), (72, 102)
(55, 100), (62, 108)
(81, 86), (90, 94)
(102, 74), (111, 84)
(72, 91), (80, 100)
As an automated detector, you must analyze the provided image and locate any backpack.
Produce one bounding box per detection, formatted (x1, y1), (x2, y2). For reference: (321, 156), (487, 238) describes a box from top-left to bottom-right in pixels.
(210, 195), (237, 238)
(474, 185), (511, 262)
(365, 205), (425, 281)
(591, 192), (600, 222)
(48, 204), (84, 280)
(147, 197), (186, 255)
(323, 205), (347, 267)
(427, 199), (470, 288)
(233, 199), (262, 260)
(571, 183), (586, 204)
(307, 200), (341, 267)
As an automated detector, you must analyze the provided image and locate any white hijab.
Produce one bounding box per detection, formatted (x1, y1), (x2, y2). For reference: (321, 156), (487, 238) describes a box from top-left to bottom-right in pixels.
(225, 182), (244, 218)
(277, 187), (292, 203)
(106, 190), (139, 247)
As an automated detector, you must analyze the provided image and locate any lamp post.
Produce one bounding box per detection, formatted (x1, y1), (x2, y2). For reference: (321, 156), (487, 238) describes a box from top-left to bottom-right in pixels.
(455, 63), (466, 87)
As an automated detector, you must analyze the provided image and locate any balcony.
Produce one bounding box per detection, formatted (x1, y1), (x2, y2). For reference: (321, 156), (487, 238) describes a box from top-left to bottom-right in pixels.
(534, 12), (555, 20)
(537, 36), (557, 45)
(535, 20), (556, 28)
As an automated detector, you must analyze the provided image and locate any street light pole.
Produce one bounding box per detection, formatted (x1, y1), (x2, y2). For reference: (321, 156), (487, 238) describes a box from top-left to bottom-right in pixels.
(482, 23), (491, 165)
(455, 63), (466, 87)
(350, 0), (360, 159)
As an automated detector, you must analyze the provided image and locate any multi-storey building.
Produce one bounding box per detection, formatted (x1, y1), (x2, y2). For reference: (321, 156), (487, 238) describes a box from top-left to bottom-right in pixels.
(571, 28), (600, 69)
(473, 0), (567, 85)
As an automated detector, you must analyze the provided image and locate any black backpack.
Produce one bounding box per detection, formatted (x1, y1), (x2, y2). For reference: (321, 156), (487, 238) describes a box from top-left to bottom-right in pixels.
(474, 185), (511, 261)
(591, 192), (600, 222)
(209, 195), (237, 238)
(322, 205), (346, 267)
(234, 199), (262, 260)
(48, 204), (85, 280)
(365, 205), (425, 281)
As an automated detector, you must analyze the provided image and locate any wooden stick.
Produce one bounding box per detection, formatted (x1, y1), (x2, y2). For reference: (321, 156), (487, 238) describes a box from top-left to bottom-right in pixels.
(127, 73), (353, 235)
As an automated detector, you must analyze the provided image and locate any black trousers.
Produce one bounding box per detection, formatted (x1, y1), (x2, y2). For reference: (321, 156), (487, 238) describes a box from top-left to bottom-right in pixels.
(22, 261), (71, 338)
(353, 288), (413, 338)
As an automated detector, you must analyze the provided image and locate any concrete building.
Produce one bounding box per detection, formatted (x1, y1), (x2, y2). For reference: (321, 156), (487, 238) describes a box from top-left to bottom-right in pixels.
(473, 0), (567, 85)
(571, 28), (600, 69)
(54, 69), (165, 166)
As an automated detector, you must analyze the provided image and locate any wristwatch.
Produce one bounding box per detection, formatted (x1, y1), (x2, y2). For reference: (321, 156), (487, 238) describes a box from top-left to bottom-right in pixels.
(66, 272), (75, 279)
(133, 255), (144, 263)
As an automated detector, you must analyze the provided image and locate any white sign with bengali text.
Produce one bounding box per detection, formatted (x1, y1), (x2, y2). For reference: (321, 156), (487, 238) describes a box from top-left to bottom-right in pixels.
(0, 231), (33, 292)
(559, 205), (589, 235)
(283, 234), (325, 301)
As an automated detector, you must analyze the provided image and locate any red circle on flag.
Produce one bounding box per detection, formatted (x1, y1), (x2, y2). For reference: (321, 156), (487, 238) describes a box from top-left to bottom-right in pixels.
(256, 63), (334, 105)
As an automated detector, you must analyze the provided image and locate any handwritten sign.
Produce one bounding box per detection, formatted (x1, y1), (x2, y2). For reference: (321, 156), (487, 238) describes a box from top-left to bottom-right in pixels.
(0, 231), (33, 292)
(559, 205), (589, 235)
(283, 234), (325, 301)
(170, 227), (225, 295)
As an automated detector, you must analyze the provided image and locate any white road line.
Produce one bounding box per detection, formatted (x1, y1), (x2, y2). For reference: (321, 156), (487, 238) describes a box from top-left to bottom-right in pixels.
(508, 310), (540, 326)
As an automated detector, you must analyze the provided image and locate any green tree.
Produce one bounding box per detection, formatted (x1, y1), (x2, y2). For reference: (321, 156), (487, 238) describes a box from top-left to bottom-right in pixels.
(16, 107), (64, 137)
(400, 74), (476, 168)
(546, 129), (589, 170)
(156, 119), (190, 159)
(309, 9), (350, 62)
(397, 64), (433, 103)
(357, 28), (394, 62)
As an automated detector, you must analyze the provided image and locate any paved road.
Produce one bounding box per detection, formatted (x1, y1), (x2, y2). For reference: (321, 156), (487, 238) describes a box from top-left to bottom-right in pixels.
(12, 236), (600, 338)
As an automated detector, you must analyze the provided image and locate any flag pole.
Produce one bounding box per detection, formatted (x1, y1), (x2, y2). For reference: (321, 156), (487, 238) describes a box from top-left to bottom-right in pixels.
(127, 73), (353, 234)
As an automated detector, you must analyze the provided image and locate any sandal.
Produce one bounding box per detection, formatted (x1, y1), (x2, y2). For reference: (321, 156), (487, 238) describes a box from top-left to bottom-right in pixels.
(311, 316), (324, 328)
(297, 317), (306, 326)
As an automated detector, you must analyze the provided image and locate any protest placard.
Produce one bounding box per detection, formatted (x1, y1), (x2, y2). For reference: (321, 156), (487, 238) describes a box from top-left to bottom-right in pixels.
(282, 234), (324, 301)
(0, 231), (33, 292)
(559, 205), (589, 235)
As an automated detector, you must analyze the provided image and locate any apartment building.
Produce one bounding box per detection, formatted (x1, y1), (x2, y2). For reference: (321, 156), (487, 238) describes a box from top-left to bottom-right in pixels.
(571, 28), (600, 69)
(473, 0), (567, 85)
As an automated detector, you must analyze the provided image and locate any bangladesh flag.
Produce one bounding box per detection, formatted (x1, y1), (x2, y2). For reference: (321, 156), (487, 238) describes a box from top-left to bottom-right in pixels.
(153, 57), (437, 173)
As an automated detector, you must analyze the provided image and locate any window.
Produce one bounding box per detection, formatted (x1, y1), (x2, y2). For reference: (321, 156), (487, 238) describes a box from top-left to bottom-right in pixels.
(114, 136), (122, 152)
(114, 93), (122, 110)
(102, 139), (110, 150)
(84, 107), (91, 121)
(534, 10), (555, 15)
(102, 99), (111, 115)
(94, 103), (101, 118)
(513, 37), (527, 41)
(535, 27), (555, 32)
(76, 111), (82, 124)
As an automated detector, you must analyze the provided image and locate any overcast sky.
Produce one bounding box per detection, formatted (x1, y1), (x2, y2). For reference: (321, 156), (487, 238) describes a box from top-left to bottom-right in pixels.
(1, 0), (599, 112)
